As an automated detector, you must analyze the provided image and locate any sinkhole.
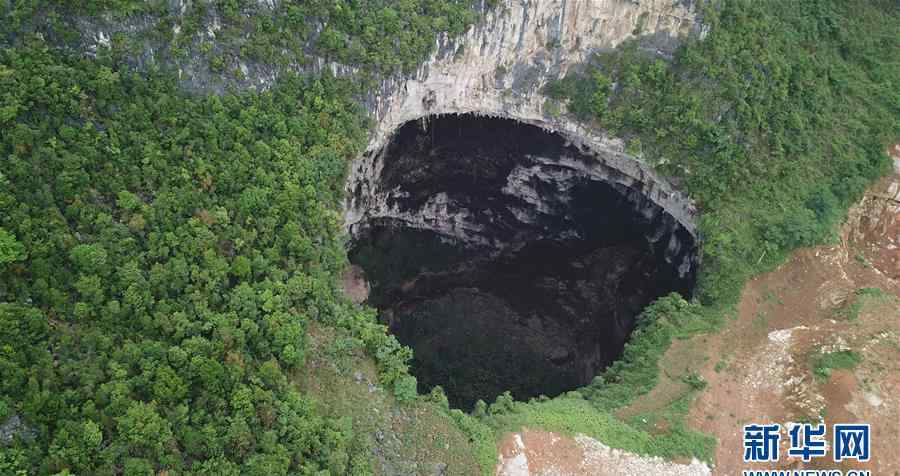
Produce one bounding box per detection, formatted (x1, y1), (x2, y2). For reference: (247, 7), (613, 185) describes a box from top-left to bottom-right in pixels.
(345, 114), (698, 410)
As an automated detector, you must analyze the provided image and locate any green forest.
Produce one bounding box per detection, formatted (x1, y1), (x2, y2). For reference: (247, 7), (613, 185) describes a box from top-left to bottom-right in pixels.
(546, 0), (899, 307)
(0, 44), (393, 474)
(1, 0), (899, 474)
(2, 0), (484, 77)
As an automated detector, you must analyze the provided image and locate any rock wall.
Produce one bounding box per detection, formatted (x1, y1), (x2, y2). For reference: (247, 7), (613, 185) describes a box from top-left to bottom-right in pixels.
(346, 115), (698, 277)
(348, 115), (699, 407)
(348, 0), (702, 239)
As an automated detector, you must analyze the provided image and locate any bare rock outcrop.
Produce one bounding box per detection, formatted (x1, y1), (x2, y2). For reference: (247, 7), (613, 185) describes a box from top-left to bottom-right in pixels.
(348, 0), (702, 243)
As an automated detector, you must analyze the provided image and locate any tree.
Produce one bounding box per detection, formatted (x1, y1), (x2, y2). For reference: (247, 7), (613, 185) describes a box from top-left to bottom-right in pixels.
(591, 71), (612, 120)
(0, 228), (25, 265)
(69, 244), (108, 275)
(115, 402), (176, 462)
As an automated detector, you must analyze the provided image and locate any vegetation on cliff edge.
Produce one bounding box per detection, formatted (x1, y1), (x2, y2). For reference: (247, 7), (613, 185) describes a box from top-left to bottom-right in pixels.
(1, 0), (898, 474)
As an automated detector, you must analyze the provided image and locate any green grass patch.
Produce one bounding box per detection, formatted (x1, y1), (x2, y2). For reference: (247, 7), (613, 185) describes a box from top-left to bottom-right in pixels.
(461, 391), (715, 473)
(813, 350), (862, 381)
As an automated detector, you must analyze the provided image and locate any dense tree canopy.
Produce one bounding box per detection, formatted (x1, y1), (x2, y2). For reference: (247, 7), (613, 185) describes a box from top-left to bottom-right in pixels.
(0, 43), (417, 474)
(2, 0), (486, 77)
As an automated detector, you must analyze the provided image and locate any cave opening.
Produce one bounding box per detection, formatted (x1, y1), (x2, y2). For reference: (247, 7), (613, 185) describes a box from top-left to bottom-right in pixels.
(346, 114), (698, 410)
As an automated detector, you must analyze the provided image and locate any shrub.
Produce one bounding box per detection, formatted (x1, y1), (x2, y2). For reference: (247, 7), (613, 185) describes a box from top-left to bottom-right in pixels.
(393, 375), (419, 404)
(813, 350), (861, 380)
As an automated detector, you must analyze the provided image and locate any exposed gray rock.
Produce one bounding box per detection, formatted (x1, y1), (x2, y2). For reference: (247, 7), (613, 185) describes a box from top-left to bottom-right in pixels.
(347, 0), (702, 241)
(347, 115), (698, 276)
(0, 415), (36, 445)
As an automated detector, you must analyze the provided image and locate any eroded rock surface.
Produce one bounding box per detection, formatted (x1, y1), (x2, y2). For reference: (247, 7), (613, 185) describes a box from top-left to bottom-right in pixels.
(350, 0), (702, 238)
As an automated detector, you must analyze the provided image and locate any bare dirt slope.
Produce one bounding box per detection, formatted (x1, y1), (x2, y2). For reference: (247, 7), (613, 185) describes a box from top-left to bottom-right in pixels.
(687, 171), (900, 475)
(496, 149), (900, 476)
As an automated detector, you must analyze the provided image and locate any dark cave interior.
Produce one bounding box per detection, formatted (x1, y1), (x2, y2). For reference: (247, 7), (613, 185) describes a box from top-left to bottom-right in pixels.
(348, 114), (698, 410)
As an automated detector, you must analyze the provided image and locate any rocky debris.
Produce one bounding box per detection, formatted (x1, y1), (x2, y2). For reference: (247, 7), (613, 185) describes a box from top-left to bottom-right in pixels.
(747, 327), (804, 393)
(576, 435), (710, 476)
(496, 429), (711, 476)
(498, 434), (531, 476)
(844, 150), (900, 281)
(862, 391), (883, 408)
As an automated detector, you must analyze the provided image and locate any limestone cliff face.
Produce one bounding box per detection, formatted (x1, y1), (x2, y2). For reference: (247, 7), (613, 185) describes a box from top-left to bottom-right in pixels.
(365, 0), (698, 148)
(348, 0), (701, 248)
